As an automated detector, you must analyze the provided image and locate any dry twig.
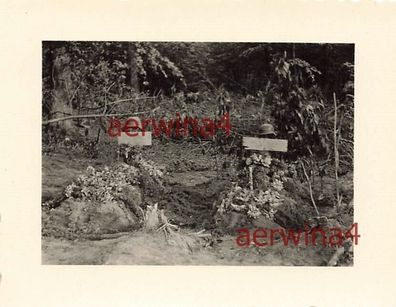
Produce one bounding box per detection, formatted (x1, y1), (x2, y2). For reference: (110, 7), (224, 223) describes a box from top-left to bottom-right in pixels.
(301, 160), (320, 217)
(333, 92), (341, 212)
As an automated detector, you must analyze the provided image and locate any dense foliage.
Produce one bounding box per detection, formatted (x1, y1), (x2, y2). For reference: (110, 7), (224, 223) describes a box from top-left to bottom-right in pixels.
(42, 41), (354, 165)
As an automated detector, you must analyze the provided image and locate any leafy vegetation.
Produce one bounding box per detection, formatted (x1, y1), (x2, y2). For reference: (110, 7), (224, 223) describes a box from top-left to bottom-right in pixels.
(42, 41), (354, 176)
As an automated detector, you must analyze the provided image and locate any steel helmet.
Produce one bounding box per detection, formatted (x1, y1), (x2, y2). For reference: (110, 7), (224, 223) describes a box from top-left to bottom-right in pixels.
(258, 123), (276, 136)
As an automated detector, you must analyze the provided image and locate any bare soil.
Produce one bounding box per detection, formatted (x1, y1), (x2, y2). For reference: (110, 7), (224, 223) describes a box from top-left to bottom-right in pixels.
(42, 141), (352, 265)
(42, 232), (334, 266)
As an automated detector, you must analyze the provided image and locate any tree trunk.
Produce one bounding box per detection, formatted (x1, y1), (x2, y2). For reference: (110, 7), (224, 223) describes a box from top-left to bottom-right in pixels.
(127, 43), (140, 92)
(51, 50), (74, 130)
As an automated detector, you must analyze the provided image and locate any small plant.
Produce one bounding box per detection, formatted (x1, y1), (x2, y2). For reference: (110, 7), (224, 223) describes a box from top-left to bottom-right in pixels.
(217, 163), (286, 220)
(64, 164), (140, 202)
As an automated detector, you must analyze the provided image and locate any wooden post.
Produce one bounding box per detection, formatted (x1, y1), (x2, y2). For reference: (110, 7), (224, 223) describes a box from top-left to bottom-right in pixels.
(117, 117), (152, 146)
(248, 166), (254, 190)
(333, 92), (340, 212)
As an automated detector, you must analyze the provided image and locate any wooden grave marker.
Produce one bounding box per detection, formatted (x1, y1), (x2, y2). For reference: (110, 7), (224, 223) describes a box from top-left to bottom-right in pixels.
(243, 136), (288, 190)
(117, 117), (152, 146)
(242, 136), (288, 152)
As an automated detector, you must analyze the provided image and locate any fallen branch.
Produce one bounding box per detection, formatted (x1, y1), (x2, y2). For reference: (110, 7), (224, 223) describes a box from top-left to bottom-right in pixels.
(78, 96), (158, 111)
(188, 229), (212, 238)
(42, 111), (149, 125)
(156, 222), (179, 233)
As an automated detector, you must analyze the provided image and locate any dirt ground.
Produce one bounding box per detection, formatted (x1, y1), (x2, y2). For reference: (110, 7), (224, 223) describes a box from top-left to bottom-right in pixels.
(42, 141), (352, 266)
(42, 231), (334, 266)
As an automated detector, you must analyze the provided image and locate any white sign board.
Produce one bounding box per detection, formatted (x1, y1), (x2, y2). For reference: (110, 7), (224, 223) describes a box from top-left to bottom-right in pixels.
(116, 116), (152, 146)
(117, 132), (152, 146)
(243, 136), (288, 152)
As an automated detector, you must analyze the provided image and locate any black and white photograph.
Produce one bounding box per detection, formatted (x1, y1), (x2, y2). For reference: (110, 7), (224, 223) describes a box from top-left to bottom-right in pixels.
(41, 41), (354, 266)
(4, 0), (396, 306)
